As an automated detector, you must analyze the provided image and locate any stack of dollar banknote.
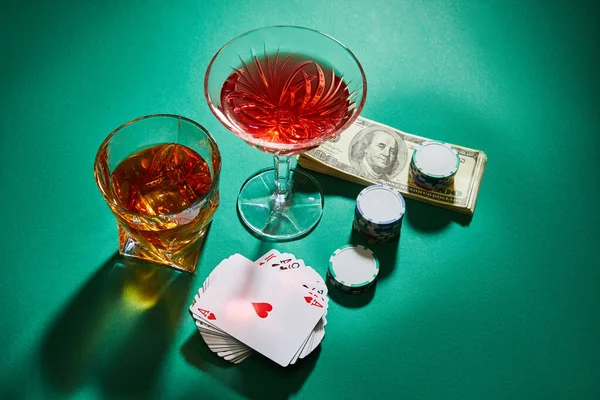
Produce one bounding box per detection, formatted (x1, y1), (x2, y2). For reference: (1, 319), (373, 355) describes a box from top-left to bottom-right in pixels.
(297, 117), (487, 216)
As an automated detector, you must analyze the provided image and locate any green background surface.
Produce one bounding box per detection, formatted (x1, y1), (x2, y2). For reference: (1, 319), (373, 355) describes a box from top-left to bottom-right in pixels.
(1, 0), (599, 399)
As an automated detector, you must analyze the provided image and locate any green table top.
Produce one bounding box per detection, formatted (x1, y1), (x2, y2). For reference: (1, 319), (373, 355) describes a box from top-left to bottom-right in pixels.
(1, 1), (599, 399)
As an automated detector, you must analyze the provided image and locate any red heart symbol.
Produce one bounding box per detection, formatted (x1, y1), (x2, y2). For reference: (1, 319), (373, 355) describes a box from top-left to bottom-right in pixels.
(198, 308), (217, 320)
(252, 302), (273, 318)
(304, 296), (323, 308)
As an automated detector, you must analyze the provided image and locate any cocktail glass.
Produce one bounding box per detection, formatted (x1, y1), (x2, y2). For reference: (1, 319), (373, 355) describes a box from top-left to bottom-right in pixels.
(205, 26), (366, 241)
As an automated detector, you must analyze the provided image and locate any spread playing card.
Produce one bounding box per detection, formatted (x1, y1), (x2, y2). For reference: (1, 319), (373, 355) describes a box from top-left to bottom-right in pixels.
(189, 251), (329, 367)
(195, 259), (325, 367)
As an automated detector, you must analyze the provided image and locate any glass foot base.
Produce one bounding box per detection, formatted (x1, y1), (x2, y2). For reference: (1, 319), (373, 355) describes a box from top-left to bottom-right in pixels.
(237, 168), (324, 241)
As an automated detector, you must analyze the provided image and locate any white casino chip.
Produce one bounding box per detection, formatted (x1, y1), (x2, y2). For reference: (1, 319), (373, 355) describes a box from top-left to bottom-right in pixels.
(356, 185), (405, 225)
(328, 245), (379, 289)
(413, 141), (460, 178)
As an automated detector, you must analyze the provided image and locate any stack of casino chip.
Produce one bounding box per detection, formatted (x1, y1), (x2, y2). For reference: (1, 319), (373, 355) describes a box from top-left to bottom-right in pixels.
(327, 245), (379, 294)
(352, 184), (405, 244)
(409, 140), (460, 190)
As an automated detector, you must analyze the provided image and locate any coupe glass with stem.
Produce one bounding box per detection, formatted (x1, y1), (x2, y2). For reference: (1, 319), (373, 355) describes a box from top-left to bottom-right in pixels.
(205, 26), (366, 241)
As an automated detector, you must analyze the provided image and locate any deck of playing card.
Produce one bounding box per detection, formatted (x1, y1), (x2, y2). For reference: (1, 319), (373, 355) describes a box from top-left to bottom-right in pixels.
(189, 250), (329, 366)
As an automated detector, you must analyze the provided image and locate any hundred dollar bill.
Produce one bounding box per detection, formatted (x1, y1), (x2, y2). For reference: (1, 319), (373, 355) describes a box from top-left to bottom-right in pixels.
(297, 117), (487, 215)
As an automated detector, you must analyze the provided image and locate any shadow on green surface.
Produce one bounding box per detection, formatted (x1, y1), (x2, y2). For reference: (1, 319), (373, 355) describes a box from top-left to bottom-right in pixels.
(326, 279), (377, 307)
(39, 253), (193, 399)
(301, 166), (473, 231)
(306, 170), (361, 201)
(181, 332), (319, 400)
(404, 198), (472, 231)
(248, 240), (277, 263)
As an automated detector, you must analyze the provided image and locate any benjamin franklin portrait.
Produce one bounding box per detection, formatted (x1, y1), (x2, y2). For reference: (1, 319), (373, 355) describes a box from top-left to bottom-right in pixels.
(348, 127), (408, 181)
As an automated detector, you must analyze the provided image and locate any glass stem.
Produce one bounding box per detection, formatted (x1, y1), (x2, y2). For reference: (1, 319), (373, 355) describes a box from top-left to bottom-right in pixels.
(273, 155), (292, 196)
